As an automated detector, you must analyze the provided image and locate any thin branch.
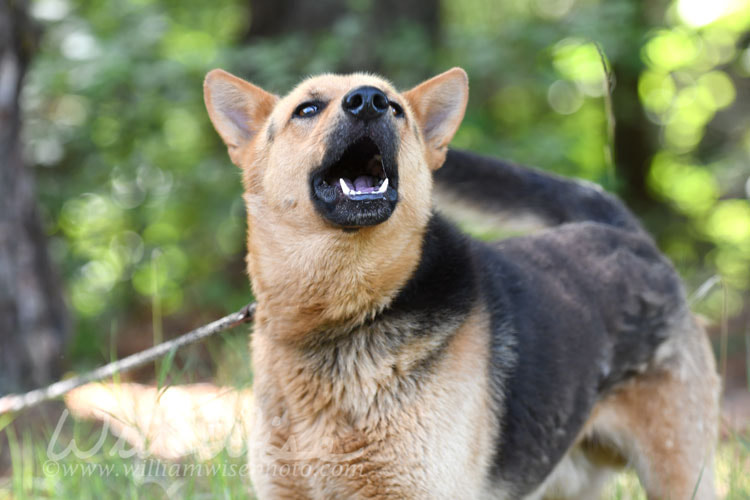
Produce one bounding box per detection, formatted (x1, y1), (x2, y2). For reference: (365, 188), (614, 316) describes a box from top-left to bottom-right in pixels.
(689, 274), (721, 306)
(0, 302), (256, 415)
(594, 41), (616, 189)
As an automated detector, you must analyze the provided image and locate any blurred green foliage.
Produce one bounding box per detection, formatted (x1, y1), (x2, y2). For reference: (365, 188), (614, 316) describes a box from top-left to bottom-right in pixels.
(21, 0), (750, 365)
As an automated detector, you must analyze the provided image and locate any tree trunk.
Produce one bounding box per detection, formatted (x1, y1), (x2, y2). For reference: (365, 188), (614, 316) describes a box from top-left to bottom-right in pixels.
(0, 0), (68, 393)
(609, 3), (677, 225)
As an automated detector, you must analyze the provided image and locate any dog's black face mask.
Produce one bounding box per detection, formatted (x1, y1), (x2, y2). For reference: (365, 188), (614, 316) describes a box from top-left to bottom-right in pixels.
(310, 86), (400, 228)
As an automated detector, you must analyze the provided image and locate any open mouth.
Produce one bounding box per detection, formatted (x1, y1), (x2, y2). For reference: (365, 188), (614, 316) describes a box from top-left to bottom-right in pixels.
(311, 136), (399, 228)
(327, 137), (390, 201)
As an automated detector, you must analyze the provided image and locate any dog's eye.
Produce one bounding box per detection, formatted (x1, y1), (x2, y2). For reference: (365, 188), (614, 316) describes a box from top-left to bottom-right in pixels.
(389, 101), (404, 118)
(294, 101), (322, 118)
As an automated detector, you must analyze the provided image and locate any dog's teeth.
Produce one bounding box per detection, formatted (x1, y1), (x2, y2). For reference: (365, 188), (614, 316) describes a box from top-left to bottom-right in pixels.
(340, 178), (351, 196)
(376, 178), (389, 194)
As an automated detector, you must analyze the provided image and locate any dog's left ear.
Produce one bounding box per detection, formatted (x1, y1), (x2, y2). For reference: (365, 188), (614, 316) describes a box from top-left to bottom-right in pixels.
(204, 69), (278, 165)
(404, 67), (468, 170)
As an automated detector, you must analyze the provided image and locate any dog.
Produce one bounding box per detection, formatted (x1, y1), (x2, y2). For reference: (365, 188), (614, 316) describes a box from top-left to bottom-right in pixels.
(68, 68), (720, 499)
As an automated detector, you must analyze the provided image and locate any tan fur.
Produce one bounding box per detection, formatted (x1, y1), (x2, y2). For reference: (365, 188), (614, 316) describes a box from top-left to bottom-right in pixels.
(249, 306), (496, 499)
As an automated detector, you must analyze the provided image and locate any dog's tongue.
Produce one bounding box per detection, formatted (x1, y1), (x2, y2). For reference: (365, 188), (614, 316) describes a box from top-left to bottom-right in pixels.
(353, 175), (377, 193)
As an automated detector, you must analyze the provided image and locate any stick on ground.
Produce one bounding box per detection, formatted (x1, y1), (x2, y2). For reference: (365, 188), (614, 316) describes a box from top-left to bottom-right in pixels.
(0, 302), (256, 415)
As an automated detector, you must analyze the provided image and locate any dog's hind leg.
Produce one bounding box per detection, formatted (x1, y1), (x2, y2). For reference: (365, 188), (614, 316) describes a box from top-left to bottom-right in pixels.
(592, 316), (720, 500)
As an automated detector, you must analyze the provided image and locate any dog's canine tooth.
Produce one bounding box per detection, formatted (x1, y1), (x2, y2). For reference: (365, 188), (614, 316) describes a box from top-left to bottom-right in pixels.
(340, 178), (351, 196)
(376, 177), (389, 194)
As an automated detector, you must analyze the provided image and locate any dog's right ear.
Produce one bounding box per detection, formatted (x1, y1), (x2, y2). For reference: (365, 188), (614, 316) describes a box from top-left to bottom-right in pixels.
(404, 67), (468, 170)
(204, 69), (278, 164)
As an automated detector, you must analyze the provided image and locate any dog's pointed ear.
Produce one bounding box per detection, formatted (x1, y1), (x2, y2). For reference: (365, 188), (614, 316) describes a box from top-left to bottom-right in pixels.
(404, 67), (468, 170)
(204, 69), (278, 164)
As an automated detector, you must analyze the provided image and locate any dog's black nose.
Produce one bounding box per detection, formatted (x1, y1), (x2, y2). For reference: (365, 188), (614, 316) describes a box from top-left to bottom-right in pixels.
(342, 86), (389, 121)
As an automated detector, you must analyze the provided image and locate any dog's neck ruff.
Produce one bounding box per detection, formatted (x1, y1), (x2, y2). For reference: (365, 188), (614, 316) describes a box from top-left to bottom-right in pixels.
(245, 205), (431, 343)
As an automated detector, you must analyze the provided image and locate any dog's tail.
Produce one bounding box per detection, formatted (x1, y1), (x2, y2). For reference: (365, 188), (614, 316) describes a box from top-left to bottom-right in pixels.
(434, 149), (643, 234)
(65, 382), (254, 460)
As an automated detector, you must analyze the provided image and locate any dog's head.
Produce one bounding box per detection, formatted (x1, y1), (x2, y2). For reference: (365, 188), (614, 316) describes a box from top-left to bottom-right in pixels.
(203, 69), (468, 331)
(204, 69), (468, 231)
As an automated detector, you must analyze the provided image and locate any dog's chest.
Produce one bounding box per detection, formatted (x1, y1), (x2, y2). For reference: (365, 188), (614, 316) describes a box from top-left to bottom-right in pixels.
(249, 308), (497, 499)
(251, 379), (493, 499)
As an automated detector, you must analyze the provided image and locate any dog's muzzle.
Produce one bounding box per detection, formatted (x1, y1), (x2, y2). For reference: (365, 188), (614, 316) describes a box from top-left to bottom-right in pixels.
(310, 105), (399, 228)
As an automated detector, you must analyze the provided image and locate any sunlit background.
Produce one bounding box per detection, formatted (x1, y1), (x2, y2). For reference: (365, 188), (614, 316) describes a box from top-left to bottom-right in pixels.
(3, 0), (750, 496)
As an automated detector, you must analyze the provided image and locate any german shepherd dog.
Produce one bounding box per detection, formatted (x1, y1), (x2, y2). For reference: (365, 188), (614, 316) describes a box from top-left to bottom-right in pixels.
(198, 68), (720, 499)
(67, 68), (719, 499)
